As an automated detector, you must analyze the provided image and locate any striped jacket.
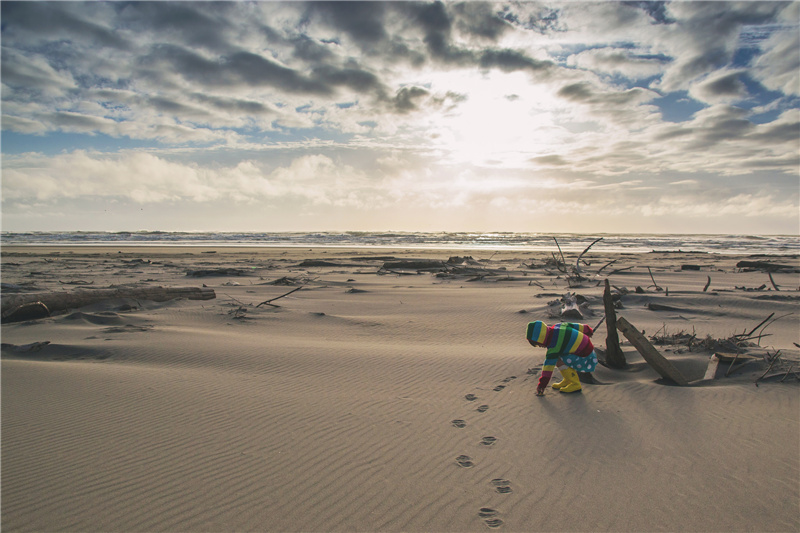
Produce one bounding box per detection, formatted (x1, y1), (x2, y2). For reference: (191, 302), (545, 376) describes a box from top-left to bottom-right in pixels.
(526, 321), (594, 389)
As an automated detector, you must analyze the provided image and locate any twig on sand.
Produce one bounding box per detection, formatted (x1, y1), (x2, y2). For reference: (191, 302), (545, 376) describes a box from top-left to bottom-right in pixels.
(647, 266), (663, 291)
(735, 313), (774, 339)
(596, 260), (617, 275)
(755, 350), (782, 385)
(256, 286), (303, 308)
(552, 237), (568, 273)
(768, 271), (781, 291)
(703, 276), (711, 292)
(607, 266), (634, 276)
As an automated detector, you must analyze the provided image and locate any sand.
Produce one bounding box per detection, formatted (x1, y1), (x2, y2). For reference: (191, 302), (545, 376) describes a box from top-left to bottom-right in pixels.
(2, 245), (798, 532)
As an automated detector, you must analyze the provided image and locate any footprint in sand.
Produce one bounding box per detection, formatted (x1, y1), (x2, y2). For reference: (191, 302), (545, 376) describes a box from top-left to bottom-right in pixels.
(479, 508), (503, 528)
(476, 404), (489, 413)
(456, 455), (474, 468)
(491, 478), (513, 494)
(501, 376), (517, 383)
(465, 393), (478, 401)
(480, 436), (497, 446)
(493, 384), (505, 392)
(452, 419), (467, 428)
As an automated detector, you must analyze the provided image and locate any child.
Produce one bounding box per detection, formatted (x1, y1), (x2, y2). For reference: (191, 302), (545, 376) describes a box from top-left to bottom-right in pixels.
(526, 320), (598, 395)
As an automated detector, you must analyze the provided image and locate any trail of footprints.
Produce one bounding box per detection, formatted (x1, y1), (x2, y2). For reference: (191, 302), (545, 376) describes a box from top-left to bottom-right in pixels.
(453, 375), (517, 529)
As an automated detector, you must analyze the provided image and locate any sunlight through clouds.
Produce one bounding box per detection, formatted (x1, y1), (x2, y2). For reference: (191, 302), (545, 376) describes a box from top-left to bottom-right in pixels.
(1, 1), (797, 233)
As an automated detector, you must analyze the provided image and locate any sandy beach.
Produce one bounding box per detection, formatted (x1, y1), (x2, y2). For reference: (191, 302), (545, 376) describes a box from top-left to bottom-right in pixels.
(2, 245), (798, 532)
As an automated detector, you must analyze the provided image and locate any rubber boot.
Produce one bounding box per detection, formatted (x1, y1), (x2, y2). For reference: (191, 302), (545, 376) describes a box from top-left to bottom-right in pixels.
(552, 368), (570, 390)
(559, 368), (583, 393)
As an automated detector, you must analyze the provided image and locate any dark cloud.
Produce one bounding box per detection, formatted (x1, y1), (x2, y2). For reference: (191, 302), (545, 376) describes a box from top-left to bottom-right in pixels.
(290, 34), (336, 63)
(749, 120), (800, 144)
(621, 1), (675, 25)
(693, 71), (749, 102)
(501, 5), (563, 34)
(530, 154), (568, 166)
(452, 2), (511, 41)
(311, 64), (386, 95)
(308, 1), (388, 46)
(391, 86), (430, 114)
(557, 82), (652, 105)
(1, 2), (126, 48)
(479, 48), (552, 73)
(140, 45), (330, 95)
(190, 94), (274, 116)
(116, 1), (235, 52)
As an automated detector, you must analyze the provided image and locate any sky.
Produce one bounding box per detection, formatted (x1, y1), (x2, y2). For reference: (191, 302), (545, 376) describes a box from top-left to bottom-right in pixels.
(1, 0), (799, 235)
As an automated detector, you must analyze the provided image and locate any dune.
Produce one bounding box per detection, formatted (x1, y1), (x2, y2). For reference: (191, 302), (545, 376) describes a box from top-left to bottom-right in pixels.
(2, 245), (798, 532)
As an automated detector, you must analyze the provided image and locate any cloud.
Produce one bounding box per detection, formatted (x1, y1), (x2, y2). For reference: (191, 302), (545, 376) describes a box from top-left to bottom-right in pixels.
(752, 25), (800, 96)
(567, 47), (667, 79)
(1, 1), (798, 234)
(689, 70), (749, 104)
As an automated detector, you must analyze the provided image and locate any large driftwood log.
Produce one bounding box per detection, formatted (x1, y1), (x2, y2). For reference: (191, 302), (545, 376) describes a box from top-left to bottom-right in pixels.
(616, 316), (689, 386)
(602, 279), (627, 368)
(2, 286), (216, 322)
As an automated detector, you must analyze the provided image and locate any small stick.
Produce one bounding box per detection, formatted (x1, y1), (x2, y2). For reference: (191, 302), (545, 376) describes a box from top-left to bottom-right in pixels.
(608, 266), (634, 275)
(552, 237), (568, 273)
(768, 271), (780, 291)
(780, 365), (794, 383)
(736, 313), (775, 338)
(703, 276), (711, 292)
(575, 237), (603, 275)
(256, 286), (303, 308)
(755, 350), (782, 384)
(647, 266), (662, 291)
(593, 315), (606, 331)
(596, 259), (617, 275)
(725, 352), (740, 377)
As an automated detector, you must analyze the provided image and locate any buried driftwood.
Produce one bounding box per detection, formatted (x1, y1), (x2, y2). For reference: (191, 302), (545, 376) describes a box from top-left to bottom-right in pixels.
(1, 287), (216, 323)
(602, 279), (627, 368)
(616, 316), (689, 386)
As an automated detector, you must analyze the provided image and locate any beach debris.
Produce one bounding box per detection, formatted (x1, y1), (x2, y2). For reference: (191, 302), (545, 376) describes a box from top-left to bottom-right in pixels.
(703, 276), (712, 292)
(602, 279), (627, 368)
(261, 276), (306, 286)
(381, 259), (446, 272)
(646, 302), (688, 312)
(646, 266), (663, 291)
(297, 259), (341, 267)
(2, 301), (51, 323)
(256, 286), (303, 308)
(616, 316), (689, 386)
(574, 237), (603, 278)
(703, 354), (721, 380)
(768, 271), (781, 291)
(186, 268), (247, 277)
(1, 287), (215, 323)
(736, 260), (798, 273)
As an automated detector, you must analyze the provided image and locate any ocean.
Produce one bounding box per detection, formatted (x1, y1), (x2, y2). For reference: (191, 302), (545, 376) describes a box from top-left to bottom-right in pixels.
(1, 231), (797, 255)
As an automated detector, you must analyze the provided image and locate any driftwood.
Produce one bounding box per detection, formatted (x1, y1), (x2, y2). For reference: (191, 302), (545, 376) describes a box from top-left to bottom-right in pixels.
(381, 260), (446, 272)
(616, 316), (689, 386)
(2, 286), (216, 323)
(736, 261), (797, 272)
(602, 279), (626, 368)
(186, 268), (247, 277)
(256, 287), (303, 308)
(574, 237), (603, 276)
